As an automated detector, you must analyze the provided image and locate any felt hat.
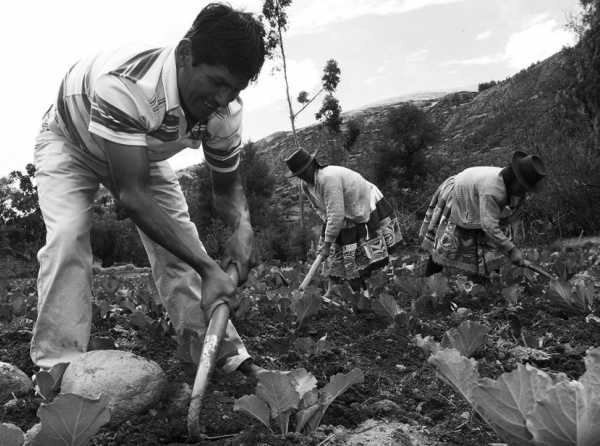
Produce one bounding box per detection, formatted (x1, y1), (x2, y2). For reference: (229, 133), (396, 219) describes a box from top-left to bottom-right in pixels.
(285, 148), (319, 177)
(511, 151), (547, 192)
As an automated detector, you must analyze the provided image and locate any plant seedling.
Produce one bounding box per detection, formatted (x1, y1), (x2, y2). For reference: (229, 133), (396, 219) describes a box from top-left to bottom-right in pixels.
(234, 368), (364, 435)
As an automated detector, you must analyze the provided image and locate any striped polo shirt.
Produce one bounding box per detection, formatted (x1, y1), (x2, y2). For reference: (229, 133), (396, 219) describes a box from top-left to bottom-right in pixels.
(46, 45), (242, 173)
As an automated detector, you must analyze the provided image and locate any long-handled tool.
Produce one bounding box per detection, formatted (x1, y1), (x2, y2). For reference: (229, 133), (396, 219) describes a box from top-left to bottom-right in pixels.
(187, 265), (239, 440)
(522, 259), (555, 281)
(298, 254), (342, 307)
(299, 253), (324, 291)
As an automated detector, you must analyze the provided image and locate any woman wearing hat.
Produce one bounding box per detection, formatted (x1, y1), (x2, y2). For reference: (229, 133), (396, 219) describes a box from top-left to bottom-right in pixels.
(285, 148), (403, 308)
(419, 151), (547, 277)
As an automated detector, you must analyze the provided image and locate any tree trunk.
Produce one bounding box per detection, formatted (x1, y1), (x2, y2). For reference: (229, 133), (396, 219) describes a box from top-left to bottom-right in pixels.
(276, 14), (304, 229)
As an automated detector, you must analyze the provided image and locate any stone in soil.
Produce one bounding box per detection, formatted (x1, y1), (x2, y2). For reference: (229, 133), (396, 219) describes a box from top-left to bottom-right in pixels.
(60, 350), (166, 424)
(331, 419), (443, 446)
(0, 362), (33, 403)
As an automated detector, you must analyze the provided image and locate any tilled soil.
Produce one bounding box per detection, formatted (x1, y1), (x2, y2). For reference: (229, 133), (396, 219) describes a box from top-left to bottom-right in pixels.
(2, 244), (600, 445)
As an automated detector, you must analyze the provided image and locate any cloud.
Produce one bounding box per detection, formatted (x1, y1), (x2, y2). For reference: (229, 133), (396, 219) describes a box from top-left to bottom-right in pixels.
(406, 49), (429, 63)
(441, 55), (504, 66)
(504, 18), (576, 70)
(475, 30), (492, 40)
(442, 16), (576, 70)
(289, 0), (465, 35)
(241, 58), (321, 112)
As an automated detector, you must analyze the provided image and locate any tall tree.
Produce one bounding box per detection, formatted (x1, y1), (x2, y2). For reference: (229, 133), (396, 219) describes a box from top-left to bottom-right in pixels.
(261, 1), (342, 232)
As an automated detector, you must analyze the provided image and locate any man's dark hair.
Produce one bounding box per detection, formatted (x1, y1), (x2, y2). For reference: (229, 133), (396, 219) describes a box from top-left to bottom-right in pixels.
(185, 3), (266, 81)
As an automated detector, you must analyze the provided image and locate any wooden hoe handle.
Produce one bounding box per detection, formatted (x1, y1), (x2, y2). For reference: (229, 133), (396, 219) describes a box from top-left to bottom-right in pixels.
(522, 259), (555, 281)
(299, 253), (325, 291)
(187, 265), (239, 440)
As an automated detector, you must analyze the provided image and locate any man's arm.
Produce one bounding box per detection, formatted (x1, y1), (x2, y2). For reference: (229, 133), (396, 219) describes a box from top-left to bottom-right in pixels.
(211, 169), (254, 281)
(102, 140), (236, 310)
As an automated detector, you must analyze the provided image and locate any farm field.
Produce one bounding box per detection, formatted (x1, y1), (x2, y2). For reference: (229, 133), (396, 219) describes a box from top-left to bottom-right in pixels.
(2, 240), (600, 445)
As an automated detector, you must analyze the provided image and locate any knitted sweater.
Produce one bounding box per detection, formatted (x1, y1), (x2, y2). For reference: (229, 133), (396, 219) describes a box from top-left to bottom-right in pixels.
(450, 166), (522, 252)
(301, 165), (382, 243)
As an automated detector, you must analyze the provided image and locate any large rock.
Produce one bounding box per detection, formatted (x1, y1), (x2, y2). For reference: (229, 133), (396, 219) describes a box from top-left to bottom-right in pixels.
(0, 362), (33, 402)
(61, 350), (166, 424)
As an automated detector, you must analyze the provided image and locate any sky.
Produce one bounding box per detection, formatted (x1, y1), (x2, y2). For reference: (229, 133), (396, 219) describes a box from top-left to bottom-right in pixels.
(0, 0), (580, 177)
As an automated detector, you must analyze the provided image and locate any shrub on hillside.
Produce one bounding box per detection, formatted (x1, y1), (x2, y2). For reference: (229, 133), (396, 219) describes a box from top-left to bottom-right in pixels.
(371, 103), (440, 198)
(477, 80), (497, 92)
(180, 142), (284, 261)
(90, 195), (148, 267)
(343, 119), (361, 152)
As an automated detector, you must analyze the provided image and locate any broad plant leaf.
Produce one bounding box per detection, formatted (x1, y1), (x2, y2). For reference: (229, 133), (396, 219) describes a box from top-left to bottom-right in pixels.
(95, 300), (110, 319)
(275, 411), (291, 435)
(32, 393), (110, 446)
(413, 334), (441, 356)
(306, 368), (364, 431)
(472, 364), (555, 446)
(441, 320), (489, 357)
(502, 284), (522, 305)
(314, 334), (332, 355)
(574, 282), (595, 312)
(576, 347), (600, 445)
(300, 389), (319, 409)
(526, 381), (578, 446)
(428, 348), (478, 403)
(372, 293), (402, 319)
(256, 371), (300, 419)
(0, 423), (24, 446)
(129, 310), (151, 329)
(548, 278), (584, 312)
(294, 337), (315, 355)
(101, 275), (120, 294)
(424, 274), (450, 301)
(396, 276), (421, 298)
(289, 368), (318, 400)
(290, 289), (320, 328)
(34, 363), (69, 401)
(10, 291), (27, 316)
(233, 394), (272, 432)
(510, 346), (551, 362)
(296, 404), (320, 433)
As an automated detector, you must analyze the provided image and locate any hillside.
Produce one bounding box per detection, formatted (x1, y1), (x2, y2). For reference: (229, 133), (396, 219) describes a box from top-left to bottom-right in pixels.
(183, 48), (590, 237)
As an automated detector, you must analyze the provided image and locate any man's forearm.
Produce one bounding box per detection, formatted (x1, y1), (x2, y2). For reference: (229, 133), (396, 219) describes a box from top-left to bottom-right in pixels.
(212, 171), (252, 230)
(121, 191), (219, 276)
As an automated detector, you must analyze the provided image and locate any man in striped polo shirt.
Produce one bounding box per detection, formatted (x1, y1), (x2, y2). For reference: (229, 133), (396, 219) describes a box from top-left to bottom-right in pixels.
(32, 3), (266, 377)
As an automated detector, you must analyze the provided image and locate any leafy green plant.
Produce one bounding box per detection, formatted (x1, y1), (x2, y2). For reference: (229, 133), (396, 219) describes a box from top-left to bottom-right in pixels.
(293, 334), (332, 356)
(290, 288), (321, 329)
(414, 320), (489, 358)
(34, 363), (69, 400)
(1, 394), (110, 446)
(406, 274), (452, 315)
(548, 277), (597, 314)
(31, 393), (110, 446)
(371, 293), (402, 319)
(234, 368), (363, 435)
(427, 346), (600, 446)
(441, 320), (489, 357)
(0, 423), (24, 446)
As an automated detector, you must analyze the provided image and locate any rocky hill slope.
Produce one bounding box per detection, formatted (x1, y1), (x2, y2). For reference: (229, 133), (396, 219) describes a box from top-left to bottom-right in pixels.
(180, 47), (599, 239)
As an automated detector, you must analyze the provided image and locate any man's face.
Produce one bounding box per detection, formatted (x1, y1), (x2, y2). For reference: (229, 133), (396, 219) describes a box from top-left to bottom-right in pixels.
(177, 48), (249, 122)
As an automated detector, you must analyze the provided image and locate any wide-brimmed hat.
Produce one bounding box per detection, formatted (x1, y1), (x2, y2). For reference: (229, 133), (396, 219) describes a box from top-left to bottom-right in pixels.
(285, 148), (319, 177)
(511, 151), (547, 192)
